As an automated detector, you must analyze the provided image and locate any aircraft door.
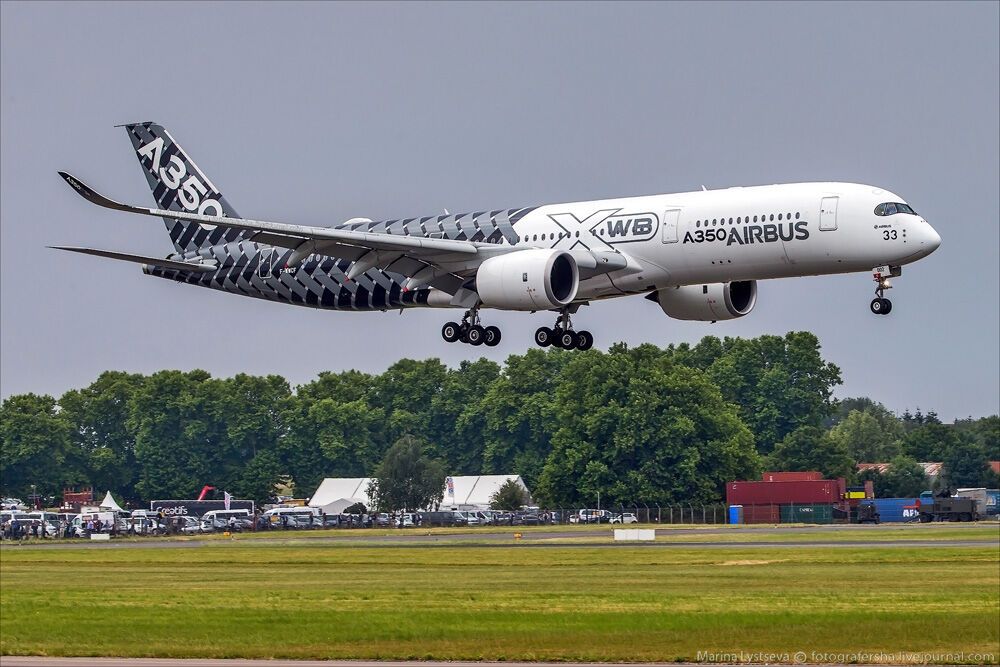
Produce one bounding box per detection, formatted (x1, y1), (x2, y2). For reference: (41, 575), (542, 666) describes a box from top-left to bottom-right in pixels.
(819, 197), (839, 231)
(661, 209), (680, 243)
(258, 248), (275, 278)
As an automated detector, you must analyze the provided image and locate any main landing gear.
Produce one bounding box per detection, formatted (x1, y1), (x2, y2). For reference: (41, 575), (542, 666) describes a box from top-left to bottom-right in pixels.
(441, 307), (501, 347)
(870, 266), (900, 316)
(534, 310), (594, 351)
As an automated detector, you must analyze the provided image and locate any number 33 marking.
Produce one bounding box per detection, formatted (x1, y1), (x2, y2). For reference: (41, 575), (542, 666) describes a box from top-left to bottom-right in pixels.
(883, 229), (898, 240)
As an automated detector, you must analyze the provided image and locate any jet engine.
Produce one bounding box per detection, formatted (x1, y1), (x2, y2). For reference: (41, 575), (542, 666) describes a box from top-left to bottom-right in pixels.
(651, 280), (757, 321)
(476, 249), (579, 311)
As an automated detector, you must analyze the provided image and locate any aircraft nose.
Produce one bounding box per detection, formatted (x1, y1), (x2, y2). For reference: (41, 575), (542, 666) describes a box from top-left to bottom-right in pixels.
(923, 222), (941, 254)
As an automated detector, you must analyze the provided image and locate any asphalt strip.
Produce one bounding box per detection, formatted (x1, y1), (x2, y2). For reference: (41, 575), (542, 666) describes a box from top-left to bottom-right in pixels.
(0, 658), (908, 667)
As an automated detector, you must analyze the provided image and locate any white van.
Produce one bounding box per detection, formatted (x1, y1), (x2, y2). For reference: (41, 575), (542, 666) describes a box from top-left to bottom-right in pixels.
(200, 509), (253, 532)
(24, 511), (64, 536)
(262, 506), (321, 528)
(73, 511), (119, 536)
(1, 509), (28, 524)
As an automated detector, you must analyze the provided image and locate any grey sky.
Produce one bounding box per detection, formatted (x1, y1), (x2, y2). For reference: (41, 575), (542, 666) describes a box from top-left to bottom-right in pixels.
(1, 2), (997, 419)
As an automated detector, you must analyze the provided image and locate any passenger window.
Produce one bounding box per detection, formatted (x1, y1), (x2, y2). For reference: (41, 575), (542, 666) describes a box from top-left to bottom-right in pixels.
(778, 214), (782, 220)
(795, 212), (800, 219)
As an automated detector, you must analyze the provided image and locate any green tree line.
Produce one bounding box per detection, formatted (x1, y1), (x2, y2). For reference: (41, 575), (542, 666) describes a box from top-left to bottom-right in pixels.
(2, 332), (997, 506)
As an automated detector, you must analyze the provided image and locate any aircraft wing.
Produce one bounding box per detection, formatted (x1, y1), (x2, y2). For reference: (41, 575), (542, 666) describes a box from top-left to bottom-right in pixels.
(59, 172), (629, 293)
(49, 246), (218, 273)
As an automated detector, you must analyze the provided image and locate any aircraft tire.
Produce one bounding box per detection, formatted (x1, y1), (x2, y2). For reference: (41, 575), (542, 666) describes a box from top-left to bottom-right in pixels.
(881, 298), (892, 314)
(558, 330), (576, 349)
(442, 322), (462, 343)
(484, 326), (502, 347)
(534, 327), (553, 347)
(467, 325), (485, 346)
(870, 298), (885, 315)
(576, 330), (594, 351)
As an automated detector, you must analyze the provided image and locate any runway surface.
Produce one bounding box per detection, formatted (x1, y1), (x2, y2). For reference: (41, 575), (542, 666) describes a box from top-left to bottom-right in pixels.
(0, 658), (893, 667)
(1, 523), (995, 550)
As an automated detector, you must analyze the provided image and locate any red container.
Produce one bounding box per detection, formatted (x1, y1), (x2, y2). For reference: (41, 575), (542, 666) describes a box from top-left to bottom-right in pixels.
(762, 471), (823, 482)
(742, 505), (780, 524)
(727, 479), (846, 506)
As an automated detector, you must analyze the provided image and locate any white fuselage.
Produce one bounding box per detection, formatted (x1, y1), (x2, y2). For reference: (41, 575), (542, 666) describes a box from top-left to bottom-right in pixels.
(501, 182), (940, 302)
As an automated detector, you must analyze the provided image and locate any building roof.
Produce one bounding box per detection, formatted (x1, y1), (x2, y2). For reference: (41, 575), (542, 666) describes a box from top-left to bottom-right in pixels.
(441, 475), (531, 509)
(308, 477), (372, 514)
(308, 474), (533, 512)
(857, 462), (943, 477)
(99, 491), (124, 512)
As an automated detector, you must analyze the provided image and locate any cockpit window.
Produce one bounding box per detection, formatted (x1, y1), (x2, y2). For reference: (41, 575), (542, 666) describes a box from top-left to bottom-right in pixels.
(875, 202), (916, 216)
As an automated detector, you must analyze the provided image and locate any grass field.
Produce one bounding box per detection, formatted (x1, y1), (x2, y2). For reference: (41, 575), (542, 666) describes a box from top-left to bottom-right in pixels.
(1, 530), (998, 663)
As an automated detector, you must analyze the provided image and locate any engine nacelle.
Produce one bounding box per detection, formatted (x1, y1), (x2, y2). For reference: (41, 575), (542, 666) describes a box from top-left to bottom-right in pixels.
(476, 249), (579, 311)
(654, 280), (757, 321)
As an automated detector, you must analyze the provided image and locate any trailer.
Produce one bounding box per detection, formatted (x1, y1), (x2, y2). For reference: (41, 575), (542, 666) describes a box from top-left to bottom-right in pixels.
(917, 496), (980, 522)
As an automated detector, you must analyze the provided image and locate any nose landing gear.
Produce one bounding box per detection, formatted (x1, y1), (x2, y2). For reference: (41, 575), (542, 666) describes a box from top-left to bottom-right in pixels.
(442, 307), (501, 347)
(534, 310), (594, 351)
(870, 265), (900, 316)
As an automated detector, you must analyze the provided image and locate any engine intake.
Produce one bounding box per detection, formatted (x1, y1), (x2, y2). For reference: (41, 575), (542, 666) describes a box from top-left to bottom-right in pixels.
(477, 249), (579, 311)
(653, 280), (757, 321)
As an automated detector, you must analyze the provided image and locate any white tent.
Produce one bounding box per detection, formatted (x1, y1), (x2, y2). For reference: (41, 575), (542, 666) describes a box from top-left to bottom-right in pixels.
(440, 475), (532, 510)
(308, 477), (373, 514)
(98, 491), (124, 512)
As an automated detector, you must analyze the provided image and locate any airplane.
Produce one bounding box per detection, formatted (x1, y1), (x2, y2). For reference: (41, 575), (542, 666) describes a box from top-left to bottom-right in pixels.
(55, 122), (941, 350)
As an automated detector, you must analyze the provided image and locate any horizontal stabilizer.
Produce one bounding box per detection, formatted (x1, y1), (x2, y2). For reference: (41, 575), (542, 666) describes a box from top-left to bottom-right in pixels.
(49, 246), (218, 273)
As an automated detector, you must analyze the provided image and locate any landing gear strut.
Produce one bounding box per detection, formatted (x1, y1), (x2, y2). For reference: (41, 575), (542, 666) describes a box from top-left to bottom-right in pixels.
(442, 306), (501, 347)
(534, 309), (593, 351)
(870, 266), (899, 316)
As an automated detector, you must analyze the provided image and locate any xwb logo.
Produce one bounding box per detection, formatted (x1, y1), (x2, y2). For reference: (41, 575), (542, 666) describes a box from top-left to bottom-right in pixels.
(596, 212), (658, 242)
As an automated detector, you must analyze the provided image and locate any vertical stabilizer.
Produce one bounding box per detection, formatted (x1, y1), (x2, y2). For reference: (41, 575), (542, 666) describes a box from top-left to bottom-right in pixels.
(122, 122), (246, 253)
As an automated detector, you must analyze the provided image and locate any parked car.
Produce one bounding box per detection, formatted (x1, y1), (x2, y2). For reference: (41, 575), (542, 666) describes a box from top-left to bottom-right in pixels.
(609, 512), (639, 524)
(572, 509), (612, 524)
(397, 513), (416, 528)
(461, 511), (482, 526)
(125, 516), (164, 535)
(515, 512), (542, 525)
(171, 515), (203, 534)
(9, 518), (56, 537)
(375, 513), (391, 527)
(200, 509), (253, 532)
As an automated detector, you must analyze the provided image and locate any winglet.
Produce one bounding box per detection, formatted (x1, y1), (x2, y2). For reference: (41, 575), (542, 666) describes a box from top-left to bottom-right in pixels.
(58, 171), (137, 213)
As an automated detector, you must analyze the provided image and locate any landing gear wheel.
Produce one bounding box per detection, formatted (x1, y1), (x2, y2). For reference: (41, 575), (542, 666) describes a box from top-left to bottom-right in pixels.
(467, 325), (485, 346)
(870, 298), (887, 315)
(534, 327), (553, 347)
(881, 298), (892, 314)
(576, 330), (594, 351)
(558, 330), (576, 349)
(442, 321), (461, 343)
(484, 326), (502, 347)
